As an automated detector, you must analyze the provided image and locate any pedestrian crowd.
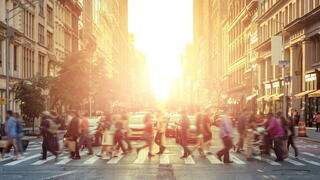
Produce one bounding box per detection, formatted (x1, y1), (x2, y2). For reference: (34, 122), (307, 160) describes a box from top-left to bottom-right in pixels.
(0, 107), (300, 164)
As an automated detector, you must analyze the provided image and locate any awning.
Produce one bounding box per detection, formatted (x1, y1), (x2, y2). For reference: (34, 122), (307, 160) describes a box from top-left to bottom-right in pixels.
(257, 96), (265, 101)
(246, 94), (257, 101)
(308, 90), (320, 98)
(264, 95), (275, 102)
(273, 93), (284, 101)
(294, 90), (316, 98)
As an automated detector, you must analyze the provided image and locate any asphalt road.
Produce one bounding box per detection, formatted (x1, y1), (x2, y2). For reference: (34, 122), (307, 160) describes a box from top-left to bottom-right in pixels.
(1, 128), (320, 180)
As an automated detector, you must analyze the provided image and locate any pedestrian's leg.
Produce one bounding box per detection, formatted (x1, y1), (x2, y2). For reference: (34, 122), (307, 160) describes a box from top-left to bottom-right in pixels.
(16, 137), (24, 155)
(273, 138), (283, 161)
(290, 136), (298, 157)
(42, 139), (47, 159)
(124, 133), (132, 151)
(223, 137), (232, 163)
(86, 136), (93, 155)
(154, 132), (160, 146)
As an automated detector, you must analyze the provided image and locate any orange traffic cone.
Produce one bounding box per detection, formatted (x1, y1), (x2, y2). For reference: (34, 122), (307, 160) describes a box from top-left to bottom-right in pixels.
(298, 121), (308, 137)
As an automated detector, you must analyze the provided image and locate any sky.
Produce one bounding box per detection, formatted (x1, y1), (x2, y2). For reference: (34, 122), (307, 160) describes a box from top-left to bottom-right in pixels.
(128, 0), (193, 99)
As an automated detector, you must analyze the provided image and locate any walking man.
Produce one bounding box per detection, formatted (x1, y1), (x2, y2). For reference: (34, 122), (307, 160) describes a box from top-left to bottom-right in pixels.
(66, 111), (81, 160)
(216, 109), (234, 163)
(315, 112), (320, 132)
(136, 114), (155, 158)
(40, 111), (59, 161)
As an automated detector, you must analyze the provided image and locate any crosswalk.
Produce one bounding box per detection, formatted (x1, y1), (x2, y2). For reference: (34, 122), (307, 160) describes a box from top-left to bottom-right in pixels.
(2, 141), (320, 168)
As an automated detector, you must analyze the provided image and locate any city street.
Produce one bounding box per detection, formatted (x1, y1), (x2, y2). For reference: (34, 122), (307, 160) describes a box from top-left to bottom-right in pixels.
(1, 127), (320, 180)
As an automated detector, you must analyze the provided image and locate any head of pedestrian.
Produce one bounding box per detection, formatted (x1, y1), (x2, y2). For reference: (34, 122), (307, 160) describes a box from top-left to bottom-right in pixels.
(267, 112), (273, 119)
(144, 113), (152, 123)
(6, 110), (14, 119)
(41, 111), (51, 119)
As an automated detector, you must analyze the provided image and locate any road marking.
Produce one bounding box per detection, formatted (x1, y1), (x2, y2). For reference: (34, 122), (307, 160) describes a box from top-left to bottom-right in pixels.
(107, 155), (124, 164)
(253, 156), (281, 166)
(4, 154), (39, 166)
(184, 155), (195, 164)
(83, 156), (99, 165)
(133, 148), (148, 164)
(230, 154), (246, 164)
(271, 153), (305, 166)
(39, 170), (76, 180)
(32, 156), (56, 165)
(27, 147), (41, 150)
(301, 152), (320, 159)
(290, 154), (320, 166)
(160, 154), (170, 164)
(56, 151), (86, 165)
(206, 155), (223, 164)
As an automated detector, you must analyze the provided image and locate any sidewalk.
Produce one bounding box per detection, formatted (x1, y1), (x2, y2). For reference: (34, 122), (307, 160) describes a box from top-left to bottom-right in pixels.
(295, 127), (320, 143)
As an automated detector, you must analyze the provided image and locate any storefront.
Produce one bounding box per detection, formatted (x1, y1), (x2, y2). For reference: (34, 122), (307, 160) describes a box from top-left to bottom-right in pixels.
(304, 72), (320, 127)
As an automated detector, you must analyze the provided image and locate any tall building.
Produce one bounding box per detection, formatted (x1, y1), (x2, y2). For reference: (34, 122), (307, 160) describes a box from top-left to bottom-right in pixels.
(255, 0), (320, 125)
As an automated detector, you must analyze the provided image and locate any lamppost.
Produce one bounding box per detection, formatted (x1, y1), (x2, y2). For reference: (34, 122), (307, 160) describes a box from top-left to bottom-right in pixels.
(5, 0), (39, 114)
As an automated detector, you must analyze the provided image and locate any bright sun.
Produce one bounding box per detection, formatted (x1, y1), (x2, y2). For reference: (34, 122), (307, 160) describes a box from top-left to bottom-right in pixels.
(128, 0), (193, 99)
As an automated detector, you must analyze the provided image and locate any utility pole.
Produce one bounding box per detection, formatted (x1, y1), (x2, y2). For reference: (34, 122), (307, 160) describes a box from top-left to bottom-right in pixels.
(5, 9), (11, 113)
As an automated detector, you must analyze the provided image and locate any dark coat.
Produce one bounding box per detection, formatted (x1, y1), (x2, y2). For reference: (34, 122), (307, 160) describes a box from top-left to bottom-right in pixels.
(66, 117), (80, 139)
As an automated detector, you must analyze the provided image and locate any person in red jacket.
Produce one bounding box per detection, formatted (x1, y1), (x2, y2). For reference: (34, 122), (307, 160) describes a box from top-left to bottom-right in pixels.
(78, 116), (93, 155)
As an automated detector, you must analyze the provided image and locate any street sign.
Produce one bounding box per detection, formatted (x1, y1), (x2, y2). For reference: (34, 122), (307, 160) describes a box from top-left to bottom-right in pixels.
(279, 60), (290, 67)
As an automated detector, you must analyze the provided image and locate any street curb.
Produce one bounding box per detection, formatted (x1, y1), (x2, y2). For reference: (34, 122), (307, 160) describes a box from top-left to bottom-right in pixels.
(297, 137), (320, 143)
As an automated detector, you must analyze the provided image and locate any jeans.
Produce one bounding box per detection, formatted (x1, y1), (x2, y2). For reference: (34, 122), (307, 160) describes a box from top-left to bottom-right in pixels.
(16, 136), (23, 155)
(114, 130), (125, 152)
(78, 131), (93, 154)
(217, 136), (233, 162)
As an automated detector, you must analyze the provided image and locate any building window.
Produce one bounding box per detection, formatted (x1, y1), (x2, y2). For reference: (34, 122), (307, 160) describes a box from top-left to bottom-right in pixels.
(47, 6), (53, 27)
(38, 24), (45, 45)
(14, 45), (18, 71)
(38, 54), (45, 76)
(39, 0), (44, 16)
(47, 31), (53, 50)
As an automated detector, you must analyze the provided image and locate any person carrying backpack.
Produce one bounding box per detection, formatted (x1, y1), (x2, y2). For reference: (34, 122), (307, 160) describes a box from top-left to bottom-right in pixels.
(40, 111), (59, 161)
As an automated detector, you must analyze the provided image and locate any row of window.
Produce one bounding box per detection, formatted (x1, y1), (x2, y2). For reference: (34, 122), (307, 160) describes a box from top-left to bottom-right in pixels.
(229, 0), (248, 23)
(228, 66), (245, 88)
(259, 0), (320, 43)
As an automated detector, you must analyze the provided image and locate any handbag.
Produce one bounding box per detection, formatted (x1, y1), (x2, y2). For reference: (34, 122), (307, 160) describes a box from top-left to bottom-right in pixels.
(67, 140), (76, 152)
(0, 140), (8, 148)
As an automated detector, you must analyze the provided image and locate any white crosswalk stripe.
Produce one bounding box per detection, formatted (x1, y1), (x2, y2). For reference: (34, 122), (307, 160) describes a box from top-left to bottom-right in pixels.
(32, 156), (56, 165)
(271, 153), (305, 166)
(206, 155), (223, 164)
(56, 152), (87, 165)
(301, 152), (320, 160)
(159, 154), (170, 164)
(253, 156), (281, 166)
(230, 154), (246, 164)
(107, 155), (124, 164)
(83, 156), (100, 165)
(5, 154), (39, 166)
(133, 148), (148, 164)
(290, 154), (320, 166)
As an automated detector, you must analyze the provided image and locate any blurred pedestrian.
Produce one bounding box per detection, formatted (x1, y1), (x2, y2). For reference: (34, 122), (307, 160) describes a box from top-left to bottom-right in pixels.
(189, 113), (205, 157)
(287, 116), (298, 157)
(96, 114), (114, 160)
(65, 111), (81, 160)
(245, 114), (256, 161)
(121, 112), (132, 152)
(265, 113), (285, 162)
(78, 116), (93, 155)
(136, 114), (155, 158)
(216, 109), (234, 163)
(40, 111), (59, 161)
(13, 113), (24, 155)
(178, 111), (191, 159)
(155, 111), (168, 155)
(0, 111), (24, 160)
(202, 109), (213, 155)
(236, 109), (248, 153)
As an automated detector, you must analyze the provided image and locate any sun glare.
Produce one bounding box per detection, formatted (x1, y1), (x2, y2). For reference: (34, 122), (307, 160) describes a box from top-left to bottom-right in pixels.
(129, 0), (193, 99)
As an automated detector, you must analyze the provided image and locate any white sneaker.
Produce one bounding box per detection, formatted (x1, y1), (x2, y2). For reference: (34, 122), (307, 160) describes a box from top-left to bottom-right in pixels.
(16, 156), (25, 160)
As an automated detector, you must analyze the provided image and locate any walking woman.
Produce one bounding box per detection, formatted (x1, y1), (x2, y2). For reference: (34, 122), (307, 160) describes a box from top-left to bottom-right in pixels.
(179, 111), (191, 159)
(136, 114), (155, 158)
(97, 114), (114, 160)
(189, 113), (205, 157)
(155, 111), (168, 155)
